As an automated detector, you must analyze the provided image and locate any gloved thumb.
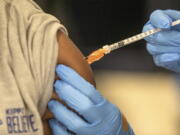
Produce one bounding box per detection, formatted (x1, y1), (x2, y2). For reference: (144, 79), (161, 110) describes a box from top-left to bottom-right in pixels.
(164, 9), (180, 21)
(150, 10), (172, 29)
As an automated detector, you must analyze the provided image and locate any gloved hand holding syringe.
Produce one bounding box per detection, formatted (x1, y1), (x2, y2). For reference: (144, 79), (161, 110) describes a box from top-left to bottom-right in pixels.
(86, 20), (180, 64)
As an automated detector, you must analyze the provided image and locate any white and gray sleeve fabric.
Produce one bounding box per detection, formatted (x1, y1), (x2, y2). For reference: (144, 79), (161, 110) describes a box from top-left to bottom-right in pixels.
(0, 0), (67, 134)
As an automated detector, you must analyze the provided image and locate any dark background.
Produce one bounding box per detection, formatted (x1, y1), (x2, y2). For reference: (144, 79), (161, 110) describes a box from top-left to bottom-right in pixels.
(35, 0), (180, 72)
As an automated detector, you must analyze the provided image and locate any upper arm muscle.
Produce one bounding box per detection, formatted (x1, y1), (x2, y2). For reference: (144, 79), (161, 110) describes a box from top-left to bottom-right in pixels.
(56, 31), (95, 85)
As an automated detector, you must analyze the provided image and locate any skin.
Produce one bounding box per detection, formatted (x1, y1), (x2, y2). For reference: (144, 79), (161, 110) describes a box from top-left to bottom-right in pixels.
(42, 31), (129, 135)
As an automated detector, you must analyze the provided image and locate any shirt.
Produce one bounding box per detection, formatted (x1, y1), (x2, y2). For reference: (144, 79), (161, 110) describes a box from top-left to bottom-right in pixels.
(0, 0), (67, 134)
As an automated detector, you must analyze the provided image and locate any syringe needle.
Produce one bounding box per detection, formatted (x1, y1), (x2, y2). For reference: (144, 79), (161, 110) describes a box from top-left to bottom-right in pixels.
(86, 20), (180, 64)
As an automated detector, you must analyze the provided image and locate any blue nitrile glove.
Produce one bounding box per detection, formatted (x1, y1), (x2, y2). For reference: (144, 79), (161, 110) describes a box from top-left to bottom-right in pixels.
(143, 9), (180, 73)
(48, 65), (134, 135)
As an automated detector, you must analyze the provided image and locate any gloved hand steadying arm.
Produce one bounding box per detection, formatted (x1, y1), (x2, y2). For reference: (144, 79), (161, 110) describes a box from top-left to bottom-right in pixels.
(143, 9), (180, 73)
(48, 65), (134, 135)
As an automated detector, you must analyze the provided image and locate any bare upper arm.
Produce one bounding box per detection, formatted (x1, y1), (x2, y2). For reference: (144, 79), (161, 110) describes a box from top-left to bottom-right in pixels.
(56, 31), (95, 85)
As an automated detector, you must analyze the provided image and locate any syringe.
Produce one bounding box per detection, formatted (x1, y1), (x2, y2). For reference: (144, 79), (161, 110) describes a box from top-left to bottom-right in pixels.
(86, 20), (180, 64)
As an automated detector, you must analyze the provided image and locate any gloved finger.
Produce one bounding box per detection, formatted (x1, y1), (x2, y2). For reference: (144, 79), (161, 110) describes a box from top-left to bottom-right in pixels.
(54, 80), (94, 113)
(54, 80), (112, 123)
(79, 100), (119, 123)
(49, 119), (73, 135)
(146, 43), (180, 55)
(143, 27), (180, 46)
(56, 65), (104, 104)
(48, 100), (88, 131)
(150, 10), (172, 29)
(153, 53), (180, 72)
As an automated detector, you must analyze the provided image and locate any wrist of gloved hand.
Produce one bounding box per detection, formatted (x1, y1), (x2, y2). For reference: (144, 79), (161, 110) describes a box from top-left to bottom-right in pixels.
(48, 64), (134, 135)
(142, 9), (180, 73)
